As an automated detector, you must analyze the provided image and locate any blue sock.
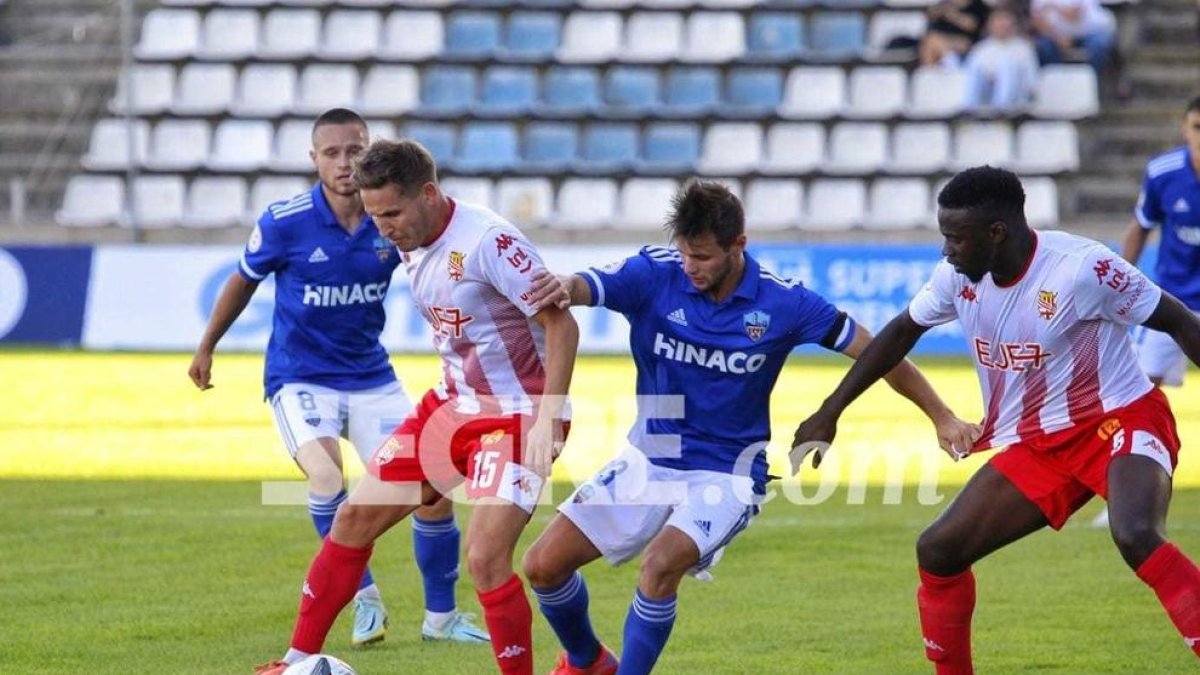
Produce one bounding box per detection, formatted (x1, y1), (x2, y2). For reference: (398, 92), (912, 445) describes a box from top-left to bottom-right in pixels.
(533, 572), (601, 668)
(412, 515), (459, 613)
(309, 490), (374, 591)
(617, 589), (676, 675)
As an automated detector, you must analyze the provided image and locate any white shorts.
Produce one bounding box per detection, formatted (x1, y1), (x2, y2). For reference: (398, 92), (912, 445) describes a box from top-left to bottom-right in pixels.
(270, 381), (414, 465)
(1132, 322), (1192, 387)
(558, 446), (759, 575)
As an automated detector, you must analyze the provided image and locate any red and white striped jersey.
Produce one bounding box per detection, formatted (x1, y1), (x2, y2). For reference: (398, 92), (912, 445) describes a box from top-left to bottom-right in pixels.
(909, 230), (1163, 451)
(401, 200), (553, 416)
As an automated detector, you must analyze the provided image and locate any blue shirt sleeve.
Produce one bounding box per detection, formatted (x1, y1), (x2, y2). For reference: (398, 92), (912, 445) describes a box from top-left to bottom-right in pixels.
(578, 247), (658, 315)
(1135, 169), (1164, 229)
(789, 284), (854, 352)
(239, 211), (287, 281)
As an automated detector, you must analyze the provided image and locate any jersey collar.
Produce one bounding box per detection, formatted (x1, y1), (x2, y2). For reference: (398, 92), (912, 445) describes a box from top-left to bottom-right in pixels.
(311, 182), (371, 235)
(420, 197), (457, 250)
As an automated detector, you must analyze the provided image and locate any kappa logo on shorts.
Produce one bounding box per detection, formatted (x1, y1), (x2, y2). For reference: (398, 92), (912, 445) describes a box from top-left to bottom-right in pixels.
(1097, 417), (1121, 441)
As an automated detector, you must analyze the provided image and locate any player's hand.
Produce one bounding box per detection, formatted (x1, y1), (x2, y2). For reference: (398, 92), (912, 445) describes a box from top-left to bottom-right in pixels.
(528, 272), (571, 311)
(933, 414), (981, 462)
(790, 410), (838, 474)
(188, 351), (214, 390)
(524, 415), (563, 479)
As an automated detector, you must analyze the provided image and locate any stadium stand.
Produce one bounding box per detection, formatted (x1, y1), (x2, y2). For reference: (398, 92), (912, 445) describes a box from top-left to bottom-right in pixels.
(1, 0), (1195, 237)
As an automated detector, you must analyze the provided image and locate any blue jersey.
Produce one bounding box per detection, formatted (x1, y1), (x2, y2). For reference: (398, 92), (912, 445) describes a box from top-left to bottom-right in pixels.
(580, 246), (854, 487)
(238, 183), (400, 398)
(1135, 146), (1200, 309)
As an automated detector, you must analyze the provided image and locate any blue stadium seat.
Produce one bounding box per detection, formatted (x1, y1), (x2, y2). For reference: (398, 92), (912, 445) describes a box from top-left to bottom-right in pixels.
(454, 122), (519, 173)
(404, 123), (456, 165)
(664, 67), (721, 117)
(720, 67), (783, 117)
(420, 66), (477, 116)
(503, 12), (560, 60)
(539, 67), (601, 115)
(810, 12), (867, 59)
(522, 122), (578, 172)
(746, 13), (806, 61)
(604, 67), (660, 116)
(445, 11), (501, 59)
(639, 123), (700, 174)
(577, 123), (639, 173)
(477, 66), (538, 115)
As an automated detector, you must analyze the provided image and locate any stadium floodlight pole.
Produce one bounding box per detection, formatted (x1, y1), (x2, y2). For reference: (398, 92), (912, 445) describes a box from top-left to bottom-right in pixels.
(119, 0), (141, 241)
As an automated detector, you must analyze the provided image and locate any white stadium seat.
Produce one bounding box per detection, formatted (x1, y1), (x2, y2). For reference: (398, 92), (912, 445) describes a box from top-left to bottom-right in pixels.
(359, 65), (420, 116)
(197, 9), (258, 60)
(1033, 65), (1099, 119)
(131, 175), (186, 229)
(184, 177), (249, 229)
(57, 175), (124, 228)
(953, 121), (1014, 169)
(745, 179), (803, 231)
(779, 67), (845, 119)
(249, 176), (311, 221)
(558, 12), (622, 63)
(907, 66), (966, 119)
(496, 178), (554, 228)
(826, 122), (888, 175)
(270, 119), (315, 173)
(260, 9), (320, 59)
(617, 178), (678, 230)
(866, 178), (932, 229)
(556, 178), (618, 229)
(172, 63), (236, 115)
(440, 177), (493, 211)
(807, 179), (867, 230)
(233, 64), (297, 117)
(135, 9), (200, 60)
(888, 122), (951, 174)
(624, 12), (684, 62)
(699, 123), (762, 175)
(762, 123), (824, 175)
(82, 119), (149, 170)
(208, 120), (273, 171)
(295, 64), (360, 115)
(1023, 176), (1060, 227)
(147, 119), (210, 171)
(867, 11), (926, 55)
(319, 10), (382, 60)
(381, 11), (443, 60)
(845, 66), (907, 119)
(1014, 121), (1080, 173)
(682, 12), (745, 63)
(109, 64), (174, 115)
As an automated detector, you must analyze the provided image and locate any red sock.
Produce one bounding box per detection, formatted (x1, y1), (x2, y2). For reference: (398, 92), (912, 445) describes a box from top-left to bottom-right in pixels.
(1135, 542), (1200, 657)
(917, 567), (976, 675)
(477, 574), (534, 675)
(291, 537), (373, 654)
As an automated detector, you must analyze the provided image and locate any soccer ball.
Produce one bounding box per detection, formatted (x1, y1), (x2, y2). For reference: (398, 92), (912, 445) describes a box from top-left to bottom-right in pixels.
(282, 654), (356, 675)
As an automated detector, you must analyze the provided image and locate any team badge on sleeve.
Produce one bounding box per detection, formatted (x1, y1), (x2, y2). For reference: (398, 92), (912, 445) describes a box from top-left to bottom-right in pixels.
(1037, 290), (1058, 320)
(743, 310), (771, 341)
(248, 225), (263, 253)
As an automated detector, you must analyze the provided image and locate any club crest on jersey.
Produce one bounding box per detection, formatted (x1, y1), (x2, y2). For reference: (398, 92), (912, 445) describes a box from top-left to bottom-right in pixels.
(1037, 290), (1058, 320)
(959, 285), (977, 302)
(448, 251), (466, 281)
(373, 237), (392, 263)
(743, 310), (771, 341)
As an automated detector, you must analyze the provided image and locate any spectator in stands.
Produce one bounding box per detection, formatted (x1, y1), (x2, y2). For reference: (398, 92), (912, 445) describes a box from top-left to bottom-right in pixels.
(962, 5), (1040, 113)
(919, 0), (992, 67)
(1030, 0), (1117, 76)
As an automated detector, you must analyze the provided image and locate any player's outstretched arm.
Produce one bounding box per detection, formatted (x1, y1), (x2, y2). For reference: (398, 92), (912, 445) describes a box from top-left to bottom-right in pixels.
(526, 305), (580, 477)
(1143, 291), (1200, 370)
(527, 272), (592, 311)
(790, 310), (929, 472)
(188, 272), (259, 390)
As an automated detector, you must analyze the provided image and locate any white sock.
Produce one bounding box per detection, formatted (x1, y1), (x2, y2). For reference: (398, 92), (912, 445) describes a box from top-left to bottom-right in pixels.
(424, 609), (455, 630)
(356, 583), (381, 601)
(283, 648), (310, 665)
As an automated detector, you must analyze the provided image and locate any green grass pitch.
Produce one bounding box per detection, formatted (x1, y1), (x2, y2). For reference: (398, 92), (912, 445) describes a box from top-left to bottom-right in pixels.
(1, 352), (1198, 673)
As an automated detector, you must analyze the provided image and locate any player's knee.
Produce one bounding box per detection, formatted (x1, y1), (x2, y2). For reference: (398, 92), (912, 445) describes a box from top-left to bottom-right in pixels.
(639, 549), (686, 596)
(467, 539), (513, 589)
(304, 464), (344, 496)
(1110, 516), (1165, 569)
(520, 544), (562, 589)
(916, 526), (965, 575)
